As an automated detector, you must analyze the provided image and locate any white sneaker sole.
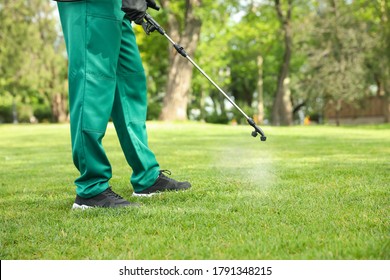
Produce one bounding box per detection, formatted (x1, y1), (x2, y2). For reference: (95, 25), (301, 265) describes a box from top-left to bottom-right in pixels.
(72, 203), (93, 210)
(132, 192), (161, 197)
(132, 189), (190, 197)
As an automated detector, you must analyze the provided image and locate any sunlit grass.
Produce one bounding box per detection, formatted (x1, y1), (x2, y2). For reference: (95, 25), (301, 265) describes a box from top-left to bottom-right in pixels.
(0, 123), (389, 259)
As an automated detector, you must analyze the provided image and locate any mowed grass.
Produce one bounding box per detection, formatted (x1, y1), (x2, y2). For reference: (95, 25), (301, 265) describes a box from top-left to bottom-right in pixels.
(0, 122), (389, 260)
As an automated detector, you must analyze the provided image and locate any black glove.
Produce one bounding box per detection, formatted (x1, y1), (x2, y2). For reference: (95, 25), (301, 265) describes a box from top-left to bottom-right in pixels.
(122, 0), (148, 25)
(146, 0), (159, 10)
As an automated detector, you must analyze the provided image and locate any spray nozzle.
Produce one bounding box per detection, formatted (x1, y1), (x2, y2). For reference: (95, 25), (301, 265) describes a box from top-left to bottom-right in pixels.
(247, 118), (266, 141)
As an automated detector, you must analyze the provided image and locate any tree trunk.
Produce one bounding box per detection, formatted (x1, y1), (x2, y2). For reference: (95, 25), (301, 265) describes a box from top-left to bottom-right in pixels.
(335, 98), (342, 126)
(380, 0), (390, 123)
(159, 0), (202, 121)
(384, 96), (390, 123)
(257, 55), (264, 124)
(12, 94), (18, 124)
(51, 93), (68, 123)
(272, 0), (293, 126)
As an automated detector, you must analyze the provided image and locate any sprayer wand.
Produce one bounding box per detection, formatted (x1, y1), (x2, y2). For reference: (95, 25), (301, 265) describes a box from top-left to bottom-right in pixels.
(141, 12), (267, 141)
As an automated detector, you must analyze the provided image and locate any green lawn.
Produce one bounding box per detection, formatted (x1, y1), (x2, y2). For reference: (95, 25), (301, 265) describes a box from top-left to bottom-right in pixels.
(0, 122), (389, 259)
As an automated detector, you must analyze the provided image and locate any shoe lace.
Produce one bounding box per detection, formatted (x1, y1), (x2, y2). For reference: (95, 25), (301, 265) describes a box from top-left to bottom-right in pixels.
(105, 187), (124, 199)
(159, 170), (172, 176)
(159, 170), (175, 182)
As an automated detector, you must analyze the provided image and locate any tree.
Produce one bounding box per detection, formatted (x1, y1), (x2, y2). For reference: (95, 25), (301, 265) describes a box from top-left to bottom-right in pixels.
(0, 0), (67, 123)
(227, 1), (280, 124)
(135, 9), (170, 120)
(0, 0), (35, 122)
(186, 1), (238, 122)
(299, 0), (373, 125)
(158, 0), (203, 121)
(380, 0), (390, 122)
(366, 0), (390, 122)
(33, 1), (68, 123)
(271, 0), (294, 126)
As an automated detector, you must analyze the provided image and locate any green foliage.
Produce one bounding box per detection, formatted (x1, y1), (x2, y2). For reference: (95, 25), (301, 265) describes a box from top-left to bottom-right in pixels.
(294, 0), (389, 119)
(1, 0), (388, 123)
(231, 103), (256, 124)
(0, 105), (13, 123)
(0, 0), (67, 123)
(0, 123), (389, 259)
(191, 1), (244, 117)
(227, 3), (281, 119)
(33, 103), (53, 123)
(304, 1), (367, 94)
(135, 18), (169, 100)
(146, 100), (162, 120)
(205, 112), (230, 124)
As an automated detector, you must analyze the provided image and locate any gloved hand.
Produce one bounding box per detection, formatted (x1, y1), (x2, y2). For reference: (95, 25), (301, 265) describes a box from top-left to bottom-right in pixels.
(146, 0), (159, 10)
(122, 0), (148, 25)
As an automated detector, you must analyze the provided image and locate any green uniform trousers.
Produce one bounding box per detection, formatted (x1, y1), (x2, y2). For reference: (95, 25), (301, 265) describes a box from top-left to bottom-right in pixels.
(58, 0), (160, 198)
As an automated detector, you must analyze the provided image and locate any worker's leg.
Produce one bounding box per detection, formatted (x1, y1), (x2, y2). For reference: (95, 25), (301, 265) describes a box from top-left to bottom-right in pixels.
(111, 18), (160, 193)
(58, 0), (123, 197)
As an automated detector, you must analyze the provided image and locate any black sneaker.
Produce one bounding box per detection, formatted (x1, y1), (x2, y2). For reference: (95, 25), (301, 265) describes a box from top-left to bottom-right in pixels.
(133, 170), (191, 197)
(72, 187), (138, 209)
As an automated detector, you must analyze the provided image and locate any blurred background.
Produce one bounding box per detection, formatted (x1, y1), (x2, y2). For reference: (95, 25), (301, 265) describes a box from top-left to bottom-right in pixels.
(0, 0), (389, 126)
